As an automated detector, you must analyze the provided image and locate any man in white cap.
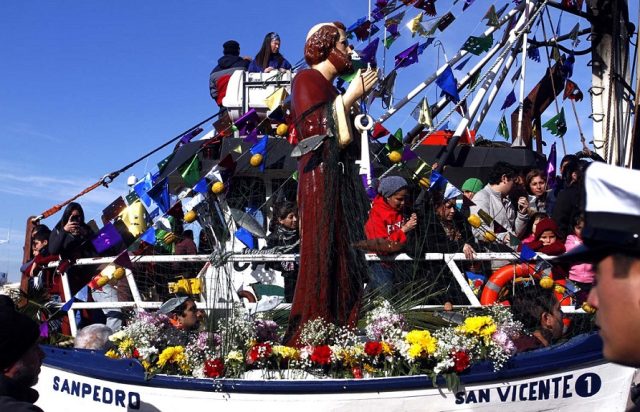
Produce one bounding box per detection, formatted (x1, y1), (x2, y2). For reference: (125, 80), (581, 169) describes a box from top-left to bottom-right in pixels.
(557, 162), (640, 368)
(158, 295), (201, 331)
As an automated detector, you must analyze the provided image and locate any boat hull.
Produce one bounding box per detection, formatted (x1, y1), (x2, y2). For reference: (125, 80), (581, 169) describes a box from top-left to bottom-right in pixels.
(35, 334), (635, 411)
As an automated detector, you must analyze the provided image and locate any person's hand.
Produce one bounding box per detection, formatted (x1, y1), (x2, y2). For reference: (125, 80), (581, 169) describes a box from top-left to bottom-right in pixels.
(343, 68), (378, 107)
(64, 221), (80, 235)
(517, 196), (529, 213)
(402, 213), (418, 233)
(29, 263), (39, 277)
(463, 243), (475, 260)
(264, 66), (274, 73)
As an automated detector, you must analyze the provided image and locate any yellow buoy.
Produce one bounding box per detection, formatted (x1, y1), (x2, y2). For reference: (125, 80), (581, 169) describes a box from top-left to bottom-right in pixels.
(184, 210), (197, 223)
(211, 181), (225, 194)
(250, 153), (264, 167)
(163, 232), (177, 244)
(96, 276), (109, 288)
(554, 285), (566, 295)
(467, 214), (482, 228)
(276, 123), (289, 136)
(388, 150), (402, 163)
(483, 231), (496, 242)
(113, 267), (126, 280)
(581, 302), (597, 314)
(539, 276), (554, 289)
(418, 177), (430, 188)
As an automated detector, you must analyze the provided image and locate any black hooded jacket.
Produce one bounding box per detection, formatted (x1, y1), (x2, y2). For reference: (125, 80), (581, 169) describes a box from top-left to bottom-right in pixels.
(0, 375), (44, 412)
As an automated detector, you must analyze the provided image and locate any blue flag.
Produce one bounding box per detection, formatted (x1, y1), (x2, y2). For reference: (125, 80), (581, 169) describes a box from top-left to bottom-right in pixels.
(147, 177), (170, 213)
(140, 227), (157, 245)
(454, 56), (472, 71)
(429, 170), (447, 191)
(250, 136), (268, 172)
(235, 227), (255, 249)
(133, 173), (153, 207)
(193, 178), (209, 194)
(436, 66), (460, 103)
(500, 90), (516, 110)
(520, 244), (537, 261)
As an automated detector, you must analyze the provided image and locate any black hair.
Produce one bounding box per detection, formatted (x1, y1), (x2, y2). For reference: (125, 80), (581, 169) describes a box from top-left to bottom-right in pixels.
(511, 283), (558, 331)
(57, 202), (85, 229)
(182, 230), (194, 240)
(269, 200), (298, 232)
(32, 228), (51, 243)
(487, 161), (517, 185)
(570, 212), (585, 230)
(171, 294), (194, 316)
(31, 224), (50, 237)
(254, 32), (284, 71)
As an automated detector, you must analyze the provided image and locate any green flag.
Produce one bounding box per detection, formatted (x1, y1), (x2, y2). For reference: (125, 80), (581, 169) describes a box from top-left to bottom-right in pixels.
(180, 155), (201, 187)
(498, 116), (510, 140)
(461, 34), (494, 56)
(386, 128), (404, 151)
(542, 108), (567, 137)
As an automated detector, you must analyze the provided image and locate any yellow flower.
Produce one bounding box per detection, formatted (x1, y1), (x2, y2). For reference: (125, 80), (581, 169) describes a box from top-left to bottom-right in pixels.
(381, 341), (393, 356)
(118, 338), (134, 353)
(141, 360), (151, 371)
(458, 316), (497, 343)
(157, 346), (186, 368)
(405, 330), (437, 358)
(105, 349), (119, 359)
(272, 345), (299, 360)
(225, 350), (244, 363)
(363, 364), (376, 374)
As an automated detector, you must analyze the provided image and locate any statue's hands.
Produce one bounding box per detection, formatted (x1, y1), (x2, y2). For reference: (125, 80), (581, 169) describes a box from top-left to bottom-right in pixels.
(343, 68), (378, 107)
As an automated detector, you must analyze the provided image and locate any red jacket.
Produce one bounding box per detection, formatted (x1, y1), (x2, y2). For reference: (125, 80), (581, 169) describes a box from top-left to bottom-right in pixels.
(365, 196), (407, 244)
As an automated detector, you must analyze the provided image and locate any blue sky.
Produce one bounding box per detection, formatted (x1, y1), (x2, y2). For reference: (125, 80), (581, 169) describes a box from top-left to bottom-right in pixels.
(0, 1), (636, 281)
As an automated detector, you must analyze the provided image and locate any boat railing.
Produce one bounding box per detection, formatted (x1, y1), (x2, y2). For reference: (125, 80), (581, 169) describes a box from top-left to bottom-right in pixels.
(43, 252), (582, 336)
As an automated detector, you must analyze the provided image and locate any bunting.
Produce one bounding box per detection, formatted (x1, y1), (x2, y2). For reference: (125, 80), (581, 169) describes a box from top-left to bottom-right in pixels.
(498, 116), (510, 140)
(461, 34), (493, 55)
(500, 90), (516, 110)
(411, 97), (432, 127)
(406, 12), (424, 37)
(147, 177), (170, 213)
(542, 108), (567, 137)
(435, 66), (460, 103)
(394, 43), (420, 68)
(563, 79), (583, 101)
(527, 38), (540, 62)
(180, 155), (200, 187)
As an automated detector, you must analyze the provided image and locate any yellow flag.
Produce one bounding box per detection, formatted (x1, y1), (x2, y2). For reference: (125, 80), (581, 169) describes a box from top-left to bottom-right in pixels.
(233, 144), (243, 154)
(406, 12), (423, 36)
(264, 87), (289, 111)
(419, 97), (432, 127)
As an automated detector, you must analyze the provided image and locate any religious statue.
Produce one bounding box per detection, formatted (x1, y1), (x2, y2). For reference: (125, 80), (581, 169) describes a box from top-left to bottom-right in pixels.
(284, 22), (378, 345)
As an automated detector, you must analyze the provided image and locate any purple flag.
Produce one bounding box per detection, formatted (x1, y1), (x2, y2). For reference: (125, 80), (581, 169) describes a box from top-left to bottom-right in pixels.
(179, 127), (203, 145)
(387, 23), (399, 36)
(500, 90), (516, 110)
(394, 43), (419, 68)
(357, 37), (379, 66)
(234, 108), (259, 135)
(401, 146), (418, 161)
(91, 222), (124, 254)
(417, 38), (434, 55)
(243, 128), (259, 144)
(546, 142), (557, 189)
(113, 251), (134, 270)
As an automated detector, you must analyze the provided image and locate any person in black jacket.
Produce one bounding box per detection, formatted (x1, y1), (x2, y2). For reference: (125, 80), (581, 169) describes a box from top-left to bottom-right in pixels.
(551, 159), (588, 239)
(265, 201), (299, 303)
(209, 40), (251, 105)
(0, 296), (44, 412)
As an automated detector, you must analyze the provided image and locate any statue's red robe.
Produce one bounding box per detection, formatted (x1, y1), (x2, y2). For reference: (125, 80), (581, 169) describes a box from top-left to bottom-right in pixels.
(284, 68), (369, 346)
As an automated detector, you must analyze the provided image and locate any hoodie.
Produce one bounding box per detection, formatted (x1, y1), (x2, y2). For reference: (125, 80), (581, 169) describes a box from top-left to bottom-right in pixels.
(209, 55), (249, 102)
(365, 195), (407, 244)
(522, 218), (566, 256)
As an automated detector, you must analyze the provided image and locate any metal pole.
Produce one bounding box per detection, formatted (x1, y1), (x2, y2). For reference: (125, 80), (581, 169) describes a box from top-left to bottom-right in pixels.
(513, 0), (532, 147)
(473, 46), (520, 130)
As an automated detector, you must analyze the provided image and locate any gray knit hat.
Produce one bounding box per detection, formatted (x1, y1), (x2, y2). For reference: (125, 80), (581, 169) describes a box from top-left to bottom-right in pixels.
(378, 176), (408, 198)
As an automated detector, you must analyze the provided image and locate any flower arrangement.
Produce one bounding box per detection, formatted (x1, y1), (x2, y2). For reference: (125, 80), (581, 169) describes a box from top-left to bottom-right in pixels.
(104, 302), (523, 387)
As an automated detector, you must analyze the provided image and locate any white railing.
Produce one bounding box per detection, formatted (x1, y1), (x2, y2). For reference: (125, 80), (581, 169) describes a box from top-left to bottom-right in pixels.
(45, 252), (582, 336)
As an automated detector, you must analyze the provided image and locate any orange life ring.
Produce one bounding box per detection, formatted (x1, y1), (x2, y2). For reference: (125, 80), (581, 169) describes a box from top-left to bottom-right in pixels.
(480, 263), (571, 307)
(237, 290), (257, 303)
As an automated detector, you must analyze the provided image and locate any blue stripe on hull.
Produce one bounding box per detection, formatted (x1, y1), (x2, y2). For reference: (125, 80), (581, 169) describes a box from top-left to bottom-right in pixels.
(42, 333), (604, 394)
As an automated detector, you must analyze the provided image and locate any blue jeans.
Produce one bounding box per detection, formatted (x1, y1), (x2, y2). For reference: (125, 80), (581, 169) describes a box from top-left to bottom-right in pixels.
(367, 263), (394, 297)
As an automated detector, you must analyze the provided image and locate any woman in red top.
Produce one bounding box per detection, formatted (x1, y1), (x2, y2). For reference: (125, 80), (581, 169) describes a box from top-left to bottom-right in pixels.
(364, 176), (417, 296)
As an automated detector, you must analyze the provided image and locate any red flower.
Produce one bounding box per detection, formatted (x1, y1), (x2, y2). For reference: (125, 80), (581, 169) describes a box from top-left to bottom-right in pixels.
(452, 350), (470, 373)
(310, 345), (332, 365)
(247, 342), (273, 365)
(352, 367), (363, 379)
(364, 341), (383, 357)
(132, 348), (140, 358)
(204, 358), (225, 378)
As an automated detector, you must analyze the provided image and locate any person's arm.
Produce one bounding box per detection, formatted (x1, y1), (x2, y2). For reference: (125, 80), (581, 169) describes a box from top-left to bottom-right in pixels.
(247, 60), (261, 73)
(48, 227), (68, 255)
(281, 58), (292, 71)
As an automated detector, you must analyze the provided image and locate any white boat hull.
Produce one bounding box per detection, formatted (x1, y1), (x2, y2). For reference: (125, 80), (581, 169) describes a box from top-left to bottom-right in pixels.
(34, 334), (636, 411)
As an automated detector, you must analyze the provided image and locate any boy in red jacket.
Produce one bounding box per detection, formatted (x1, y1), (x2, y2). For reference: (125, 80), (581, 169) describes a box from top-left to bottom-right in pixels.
(364, 176), (417, 295)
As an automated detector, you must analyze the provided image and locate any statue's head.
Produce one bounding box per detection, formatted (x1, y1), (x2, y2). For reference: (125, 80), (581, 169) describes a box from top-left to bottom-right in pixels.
(304, 22), (353, 75)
